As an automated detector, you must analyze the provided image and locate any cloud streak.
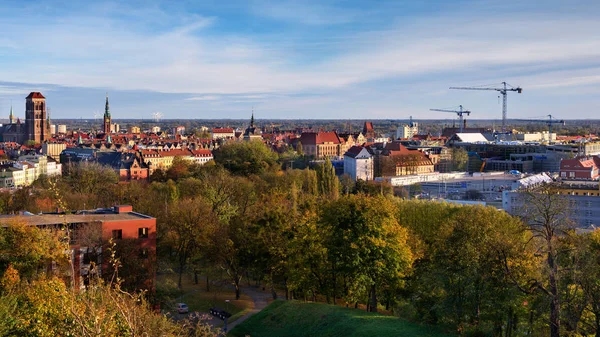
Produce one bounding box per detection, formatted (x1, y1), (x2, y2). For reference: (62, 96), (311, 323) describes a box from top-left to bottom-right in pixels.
(1, 1), (599, 119)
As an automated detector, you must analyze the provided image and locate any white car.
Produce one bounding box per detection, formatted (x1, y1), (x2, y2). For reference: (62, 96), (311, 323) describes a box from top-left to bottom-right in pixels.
(176, 303), (189, 314)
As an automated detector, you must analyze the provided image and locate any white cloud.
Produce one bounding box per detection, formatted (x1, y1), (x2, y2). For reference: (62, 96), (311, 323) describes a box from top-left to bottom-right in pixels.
(2, 2), (600, 119)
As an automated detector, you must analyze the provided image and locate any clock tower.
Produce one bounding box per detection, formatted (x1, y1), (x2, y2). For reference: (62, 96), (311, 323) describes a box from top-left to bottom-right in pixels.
(103, 94), (111, 134)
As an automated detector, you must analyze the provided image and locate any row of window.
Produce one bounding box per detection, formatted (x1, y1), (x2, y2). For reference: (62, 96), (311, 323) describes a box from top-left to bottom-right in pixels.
(111, 227), (150, 240)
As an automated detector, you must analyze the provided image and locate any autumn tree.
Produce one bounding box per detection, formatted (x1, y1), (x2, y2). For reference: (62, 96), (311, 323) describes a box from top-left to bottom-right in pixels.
(517, 184), (575, 337)
(166, 197), (216, 289)
(320, 195), (413, 312)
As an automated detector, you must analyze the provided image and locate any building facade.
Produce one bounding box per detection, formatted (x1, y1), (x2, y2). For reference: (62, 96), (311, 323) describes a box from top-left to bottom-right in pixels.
(344, 145), (374, 181)
(1, 92), (51, 144)
(0, 205), (157, 290)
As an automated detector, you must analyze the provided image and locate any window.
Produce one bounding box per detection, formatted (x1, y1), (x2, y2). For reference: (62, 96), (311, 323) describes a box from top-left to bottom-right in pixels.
(112, 229), (122, 240)
(138, 227), (149, 239)
(569, 172), (575, 178)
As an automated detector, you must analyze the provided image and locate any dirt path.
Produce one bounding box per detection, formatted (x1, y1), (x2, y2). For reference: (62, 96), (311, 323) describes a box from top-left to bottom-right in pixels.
(225, 286), (274, 332)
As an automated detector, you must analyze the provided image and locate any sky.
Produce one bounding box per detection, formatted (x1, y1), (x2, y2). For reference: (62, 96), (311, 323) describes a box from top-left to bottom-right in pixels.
(1, 0), (599, 120)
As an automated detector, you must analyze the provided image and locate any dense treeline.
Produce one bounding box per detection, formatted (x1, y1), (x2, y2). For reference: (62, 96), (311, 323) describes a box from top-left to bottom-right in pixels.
(1, 141), (600, 336)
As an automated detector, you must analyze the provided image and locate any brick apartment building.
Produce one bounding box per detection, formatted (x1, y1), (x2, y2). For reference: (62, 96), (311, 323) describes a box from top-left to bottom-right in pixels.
(0, 205), (156, 290)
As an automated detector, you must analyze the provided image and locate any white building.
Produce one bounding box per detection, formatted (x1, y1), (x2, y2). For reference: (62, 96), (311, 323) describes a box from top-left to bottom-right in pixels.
(151, 126), (161, 133)
(58, 124), (67, 134)
(344, 145), (374, 181)
(396, 122), (419, 139)
(111, 123), (120, 133)
(211, 128), (235, 139)
(0, 155), (62, 188)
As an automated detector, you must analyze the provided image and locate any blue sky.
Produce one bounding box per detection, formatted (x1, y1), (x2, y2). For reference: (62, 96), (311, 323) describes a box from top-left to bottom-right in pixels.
(1, 0), (599, 120)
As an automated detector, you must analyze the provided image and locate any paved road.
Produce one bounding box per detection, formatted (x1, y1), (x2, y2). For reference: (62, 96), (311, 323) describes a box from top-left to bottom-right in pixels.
(225, 287), (273, 332)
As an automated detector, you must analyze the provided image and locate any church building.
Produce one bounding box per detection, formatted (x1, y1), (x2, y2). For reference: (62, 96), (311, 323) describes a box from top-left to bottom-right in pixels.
(1, 92), (51, 144)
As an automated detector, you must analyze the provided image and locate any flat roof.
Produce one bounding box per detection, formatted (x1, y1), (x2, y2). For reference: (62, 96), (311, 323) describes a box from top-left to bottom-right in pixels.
(0, 212), (153, 227)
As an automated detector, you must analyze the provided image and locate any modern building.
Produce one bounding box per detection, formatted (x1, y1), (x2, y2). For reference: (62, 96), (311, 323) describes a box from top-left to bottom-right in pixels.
(503, 182), (600, 229)
(396, 120), (419, 139)
(0, 205), (157, 290)
(0, 155), (62, 188)
(43, 143), (67, 161)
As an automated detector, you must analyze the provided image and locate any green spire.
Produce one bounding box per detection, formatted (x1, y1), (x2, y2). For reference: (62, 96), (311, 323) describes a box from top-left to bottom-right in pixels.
(104, 93), (110, 118)
(250, 108), (254, 127)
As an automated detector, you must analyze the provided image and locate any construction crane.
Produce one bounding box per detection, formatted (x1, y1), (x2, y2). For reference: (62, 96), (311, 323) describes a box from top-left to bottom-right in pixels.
(450, 82), (522, 132)
(430, 105), (471, 133)
(513, 114), (565, 143)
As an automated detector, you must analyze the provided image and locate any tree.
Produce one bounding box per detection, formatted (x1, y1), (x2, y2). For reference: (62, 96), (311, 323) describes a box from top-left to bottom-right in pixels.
(517, 184), (575, 337)
(213, 141), (279, 176)
(0, 220), (69, 281)
(321, 195), (413, 312)
(450, 147), (468, 172)
(315, 158), (339, 200)
(166, 198), (216, 289)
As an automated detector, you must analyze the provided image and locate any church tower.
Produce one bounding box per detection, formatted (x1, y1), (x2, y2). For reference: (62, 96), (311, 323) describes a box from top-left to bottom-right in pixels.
(104, 94), (112, 134)
(9, 105), (15, 124)
(25, 92), (48, 143)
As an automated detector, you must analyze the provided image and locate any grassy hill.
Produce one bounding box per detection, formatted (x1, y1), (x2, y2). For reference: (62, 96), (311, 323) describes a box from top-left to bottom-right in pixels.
(228, 300), (454, 337)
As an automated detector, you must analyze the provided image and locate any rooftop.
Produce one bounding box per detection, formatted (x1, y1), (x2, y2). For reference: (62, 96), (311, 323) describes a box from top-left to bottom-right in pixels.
(0, 206), (153, 227)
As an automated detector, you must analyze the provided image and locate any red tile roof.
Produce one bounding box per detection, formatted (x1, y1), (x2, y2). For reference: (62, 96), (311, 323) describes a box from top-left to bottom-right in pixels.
(212, 128), (234, 133)
(26, 92), (45, 99)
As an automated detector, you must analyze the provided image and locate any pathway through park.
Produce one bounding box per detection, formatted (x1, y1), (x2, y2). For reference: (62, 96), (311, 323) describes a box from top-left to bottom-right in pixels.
(225, 286), (273, 332)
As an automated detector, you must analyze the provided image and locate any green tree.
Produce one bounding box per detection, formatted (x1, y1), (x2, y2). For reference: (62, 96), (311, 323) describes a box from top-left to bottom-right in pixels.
(213, 141), (279, 176)
(166, 197), (215, 289)
(321, 195), (413, 312)
(315, 158), (339, 200)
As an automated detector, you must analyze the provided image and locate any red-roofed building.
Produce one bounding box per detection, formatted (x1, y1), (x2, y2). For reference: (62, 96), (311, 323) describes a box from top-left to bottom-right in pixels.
(376, 141), (435, 176)
(211, 128), (235, 139)
(299, 131), (346, 159)
(560, 156), (599, 180)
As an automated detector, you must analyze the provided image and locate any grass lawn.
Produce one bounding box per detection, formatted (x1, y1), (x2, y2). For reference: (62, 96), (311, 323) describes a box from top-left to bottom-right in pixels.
(157, 273), (253, 322)
(228, 300), (454, 337)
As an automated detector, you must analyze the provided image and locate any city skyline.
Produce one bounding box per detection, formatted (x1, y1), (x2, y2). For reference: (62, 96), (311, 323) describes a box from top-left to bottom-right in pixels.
(1, 0), (600, 119)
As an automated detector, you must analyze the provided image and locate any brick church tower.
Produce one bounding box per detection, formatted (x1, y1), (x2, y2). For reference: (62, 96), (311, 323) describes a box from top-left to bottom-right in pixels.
(25, 92), (49, 143)
(104, 94), (111, 134)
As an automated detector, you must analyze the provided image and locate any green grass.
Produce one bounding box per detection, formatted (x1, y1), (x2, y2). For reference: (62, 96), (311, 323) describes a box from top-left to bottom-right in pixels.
(228, 301), (454, 337)
(156, 273), (253, 322)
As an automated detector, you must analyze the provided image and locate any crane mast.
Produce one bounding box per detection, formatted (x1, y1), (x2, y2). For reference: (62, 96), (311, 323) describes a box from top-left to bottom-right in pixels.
(449, 82), (522, 133)
(429, 105), (471, 133)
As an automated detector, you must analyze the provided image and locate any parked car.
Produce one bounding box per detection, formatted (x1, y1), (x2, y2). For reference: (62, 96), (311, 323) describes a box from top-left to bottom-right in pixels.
(176, 303), (189, 314)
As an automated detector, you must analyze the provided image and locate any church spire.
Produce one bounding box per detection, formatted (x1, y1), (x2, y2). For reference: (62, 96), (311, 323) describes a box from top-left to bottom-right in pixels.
(9, 104), (14, 124)
(250, 107), (255, 128)
(104, 93), (110, 118)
